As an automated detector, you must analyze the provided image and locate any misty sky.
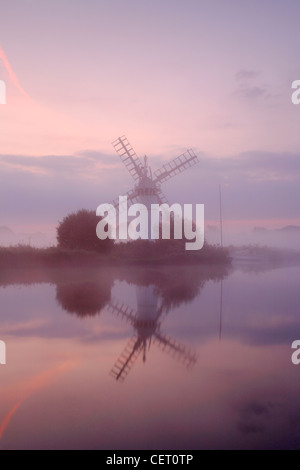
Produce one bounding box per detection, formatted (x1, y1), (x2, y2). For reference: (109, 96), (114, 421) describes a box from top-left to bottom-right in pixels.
(0, 0), (300, 236)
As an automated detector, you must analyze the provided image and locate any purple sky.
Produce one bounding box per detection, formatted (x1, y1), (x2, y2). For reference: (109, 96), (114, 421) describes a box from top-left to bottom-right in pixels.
(0, 0), (300, 237)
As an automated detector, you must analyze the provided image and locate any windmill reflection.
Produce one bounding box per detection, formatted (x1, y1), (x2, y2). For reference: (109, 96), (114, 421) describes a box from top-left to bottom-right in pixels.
(53, 265), (229, 382)
(107, 285), (197, 383)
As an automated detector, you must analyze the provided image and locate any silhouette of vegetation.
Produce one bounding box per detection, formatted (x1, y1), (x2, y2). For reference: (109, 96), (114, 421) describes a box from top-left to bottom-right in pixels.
(0, 245), (110, 271)
(2, 241), (300, 272)
(0, 254), (230, 314)
(155, 272), (205, 310)
(114, 264), (230, 311)
(0, 240), (231, 270)
(57, 209), (114, 253)
(56, 281), (111, 317)
(114, 239), (230, 264)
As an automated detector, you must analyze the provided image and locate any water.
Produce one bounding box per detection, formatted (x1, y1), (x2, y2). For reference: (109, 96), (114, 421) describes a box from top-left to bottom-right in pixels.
(0, 264), (300, 450)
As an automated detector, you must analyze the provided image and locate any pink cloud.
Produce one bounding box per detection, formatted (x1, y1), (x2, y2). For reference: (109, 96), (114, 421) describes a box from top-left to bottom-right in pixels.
(0, 44), (30, 100)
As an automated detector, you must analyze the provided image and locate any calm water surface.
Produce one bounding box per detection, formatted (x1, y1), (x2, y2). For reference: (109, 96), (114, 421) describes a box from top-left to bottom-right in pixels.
(0, 264), (299, 450)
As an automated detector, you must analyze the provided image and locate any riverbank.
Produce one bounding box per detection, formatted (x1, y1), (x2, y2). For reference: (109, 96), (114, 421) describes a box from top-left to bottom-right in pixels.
(0, 242), (230, 270)
(1, 243), (299, 273)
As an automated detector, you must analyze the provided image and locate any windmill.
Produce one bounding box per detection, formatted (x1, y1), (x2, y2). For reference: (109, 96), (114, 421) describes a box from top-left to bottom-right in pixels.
(111, 136), (199, 238)
(107, 285), (197, 383)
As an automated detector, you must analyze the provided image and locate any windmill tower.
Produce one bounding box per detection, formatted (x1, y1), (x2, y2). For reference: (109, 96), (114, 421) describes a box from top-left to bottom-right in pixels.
(111, 136), (199, 239)
(107, 285), (197, 383)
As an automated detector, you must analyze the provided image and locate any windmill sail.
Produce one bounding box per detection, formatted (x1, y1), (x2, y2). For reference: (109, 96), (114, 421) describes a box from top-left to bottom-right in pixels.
(110, 336), (143, 382)
(111, 136), (199, 216)
(106, 298), (138, 326)
(107, 138), (199, 380)
(153, 331), (197, 369)
(155, 186), (169, 205)
(153, 149), (199, 184)
(112, 135), (143, 181)
(111, 188), (140, 212)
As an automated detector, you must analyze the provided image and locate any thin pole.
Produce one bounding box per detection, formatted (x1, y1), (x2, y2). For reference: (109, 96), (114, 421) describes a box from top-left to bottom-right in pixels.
(219, 279), (223, 341)
(219, 184), (223, 247)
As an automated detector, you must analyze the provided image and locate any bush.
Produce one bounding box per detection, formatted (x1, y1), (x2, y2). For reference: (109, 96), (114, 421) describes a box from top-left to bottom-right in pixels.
(57, 209), (114, 253)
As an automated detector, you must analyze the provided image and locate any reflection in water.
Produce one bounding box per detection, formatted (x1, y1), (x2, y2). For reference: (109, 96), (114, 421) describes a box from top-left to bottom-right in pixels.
(116, 265), (229, 312)
(0, 360), (77, 440)
(219, 279), (223, 341)
(56, 281), (111, 317)
(107, 285), (197, 382)
(8, 265), (232, 387)
(52, 266), (228, 382)
(6, 265), (300, 448)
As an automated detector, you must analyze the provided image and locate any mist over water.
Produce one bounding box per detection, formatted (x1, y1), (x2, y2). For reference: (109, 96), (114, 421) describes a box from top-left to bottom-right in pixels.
(2, 222), (300, 253)
(0, 263), (299, 449)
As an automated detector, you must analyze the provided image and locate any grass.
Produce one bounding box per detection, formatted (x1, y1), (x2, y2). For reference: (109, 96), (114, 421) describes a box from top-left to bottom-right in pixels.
(0, 241), (231, 270)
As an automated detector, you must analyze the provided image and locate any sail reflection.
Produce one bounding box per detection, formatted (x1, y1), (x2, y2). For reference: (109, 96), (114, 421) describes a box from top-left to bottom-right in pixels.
(107, 285), (197, 382)
(50, 265), (230, 381)
(1, 263), (300, 449)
